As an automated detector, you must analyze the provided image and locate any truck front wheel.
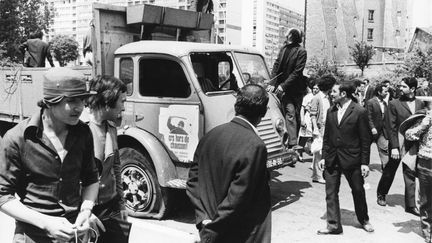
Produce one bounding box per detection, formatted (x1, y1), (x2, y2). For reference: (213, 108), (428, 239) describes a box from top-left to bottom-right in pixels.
(119, 147), (169, 219)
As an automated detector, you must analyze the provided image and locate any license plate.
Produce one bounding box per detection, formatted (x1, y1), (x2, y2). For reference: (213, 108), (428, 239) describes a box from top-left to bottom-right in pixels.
(267, 157), (283, 168)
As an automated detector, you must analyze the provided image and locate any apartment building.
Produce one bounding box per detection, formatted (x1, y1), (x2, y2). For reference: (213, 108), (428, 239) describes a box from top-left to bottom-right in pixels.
(47, 0), (302, 66)
(305, 0), (417, 63)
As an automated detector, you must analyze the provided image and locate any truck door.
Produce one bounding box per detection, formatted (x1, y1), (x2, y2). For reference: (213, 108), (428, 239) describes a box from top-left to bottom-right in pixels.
(127, 54), (202, 163)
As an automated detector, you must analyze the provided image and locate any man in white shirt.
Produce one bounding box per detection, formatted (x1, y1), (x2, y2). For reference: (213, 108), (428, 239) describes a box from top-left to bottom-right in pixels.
(317, 81), (373, 235)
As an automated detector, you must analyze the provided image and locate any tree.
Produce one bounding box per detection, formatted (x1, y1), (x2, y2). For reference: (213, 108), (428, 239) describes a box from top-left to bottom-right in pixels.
(306, 56), (346, 81)
(0, 0), (52, 63)
(395, 46), (432, 81)
(50, 35), (79, 67)
(349, 41), (375, 76)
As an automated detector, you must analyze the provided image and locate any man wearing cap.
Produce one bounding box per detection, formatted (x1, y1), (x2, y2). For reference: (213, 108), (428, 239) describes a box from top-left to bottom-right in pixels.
(0, 67), (99, 242)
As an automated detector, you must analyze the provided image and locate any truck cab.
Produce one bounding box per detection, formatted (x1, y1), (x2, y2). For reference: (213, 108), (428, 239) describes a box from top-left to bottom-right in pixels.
(0, 3), (297, 219)
(114, 41), (295, 219)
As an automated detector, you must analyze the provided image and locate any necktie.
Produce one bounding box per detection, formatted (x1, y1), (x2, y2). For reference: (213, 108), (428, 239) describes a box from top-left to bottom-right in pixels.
(382, 100), (387, 119)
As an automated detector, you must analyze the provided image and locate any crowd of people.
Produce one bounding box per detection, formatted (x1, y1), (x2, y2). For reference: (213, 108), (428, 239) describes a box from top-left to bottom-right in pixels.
(1, 27), (432, 243)
(0, 68), (130, 242)
(263, 27), (431, 242)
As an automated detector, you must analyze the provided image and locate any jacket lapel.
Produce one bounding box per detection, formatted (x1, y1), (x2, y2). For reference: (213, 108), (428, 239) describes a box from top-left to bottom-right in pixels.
(373, 97), (383, 119)
(283, 46), (297, 68)
(338, 102), (355, 127)
(415, 99), (424, 111)
(400, 101), (412, 115)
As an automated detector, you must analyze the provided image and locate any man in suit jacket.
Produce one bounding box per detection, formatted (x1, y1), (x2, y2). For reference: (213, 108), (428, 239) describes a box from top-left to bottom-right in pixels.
(19, 30), (54, 67)
(187, 84), (271, 243)
(266, 28), (307, 148)
(366, 83), (389, 169)
(363, 79), (375, 104)
(377, 77), (424, 215)
(317, 81), (373, 234)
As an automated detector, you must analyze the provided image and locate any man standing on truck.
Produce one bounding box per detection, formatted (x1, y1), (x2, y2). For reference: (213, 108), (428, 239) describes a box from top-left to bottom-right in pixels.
(187, 84), (271, 243)
(19, 30), (55, 68)
(0, 67), (99, 242)
(266, 28), (307, 149)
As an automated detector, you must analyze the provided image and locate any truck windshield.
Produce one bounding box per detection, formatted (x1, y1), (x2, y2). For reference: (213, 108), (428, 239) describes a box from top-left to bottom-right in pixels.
(234, 52), (270, 87)
(190, 52), (242, 95)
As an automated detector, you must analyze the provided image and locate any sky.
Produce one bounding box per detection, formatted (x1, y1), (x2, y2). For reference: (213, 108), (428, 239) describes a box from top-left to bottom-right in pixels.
(276, 0), (305, 14)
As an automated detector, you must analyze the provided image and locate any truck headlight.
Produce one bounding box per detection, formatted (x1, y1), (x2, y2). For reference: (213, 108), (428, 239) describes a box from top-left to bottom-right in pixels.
(275, 118), (285, 134)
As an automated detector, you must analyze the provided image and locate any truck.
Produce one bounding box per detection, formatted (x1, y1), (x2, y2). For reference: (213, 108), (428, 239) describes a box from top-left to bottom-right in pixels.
(0, 3), (297, 219)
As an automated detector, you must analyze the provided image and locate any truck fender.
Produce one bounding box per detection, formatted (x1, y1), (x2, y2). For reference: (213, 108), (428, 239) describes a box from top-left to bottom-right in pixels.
(117, 126), (177, 188)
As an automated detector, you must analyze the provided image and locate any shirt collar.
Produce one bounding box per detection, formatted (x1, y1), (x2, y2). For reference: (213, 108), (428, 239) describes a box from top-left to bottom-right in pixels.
(24, 110), (44, 139)
(337, 100), (352, 110)
(235, 116), (260, 136)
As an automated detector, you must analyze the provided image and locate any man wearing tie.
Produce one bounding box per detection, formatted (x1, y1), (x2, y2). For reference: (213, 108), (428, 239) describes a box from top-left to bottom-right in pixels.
(366, 83), (389, 171)
(318, 81), (373, 234)
(376, 77), (424, 215)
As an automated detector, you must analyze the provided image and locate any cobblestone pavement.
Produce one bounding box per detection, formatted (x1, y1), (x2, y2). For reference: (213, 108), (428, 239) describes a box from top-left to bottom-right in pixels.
(0, 146), (425, 242)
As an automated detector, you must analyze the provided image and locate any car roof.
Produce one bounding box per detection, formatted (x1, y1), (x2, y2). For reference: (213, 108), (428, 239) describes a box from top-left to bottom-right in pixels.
(115, 41), (262, 57)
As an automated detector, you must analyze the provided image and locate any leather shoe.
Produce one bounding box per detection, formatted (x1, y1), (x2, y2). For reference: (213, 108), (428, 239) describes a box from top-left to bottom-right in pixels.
(317, 228), (342, 235)
(405, 207), (420, 216)
(361, 221), (374, 233)
(377, 194), (386, 206)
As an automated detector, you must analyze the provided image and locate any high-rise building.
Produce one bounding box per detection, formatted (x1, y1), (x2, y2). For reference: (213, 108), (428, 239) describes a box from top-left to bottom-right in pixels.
(252, 0), (303, 66)
(305, 0), (417, 63)
(47, 0), (302, 66)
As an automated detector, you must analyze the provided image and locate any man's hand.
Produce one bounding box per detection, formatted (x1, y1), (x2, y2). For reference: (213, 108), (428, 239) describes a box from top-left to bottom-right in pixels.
(73, 209), (92, 235)
(81, 213), (105, 243)
(274, 85), (284, 96)
(42, 215), (75, 242)
(202, 219), (212, 225)
(312, 128), (321, 137)
(421, 115), (432, 127)
(390, 148), (400, 160)
(361, 165), (370, 178)
(265, 85), (275, 92)
(318, 159), (325, 170)
(371, 128), (378, 135)
(120, 209), (128, 221)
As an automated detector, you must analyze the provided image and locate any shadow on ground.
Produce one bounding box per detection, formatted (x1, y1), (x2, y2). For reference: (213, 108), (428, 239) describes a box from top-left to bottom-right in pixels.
(270, 170), (312, 211)
(320, 208), (366, 229)
(386, 194), (405, 208)
(168, 189), (196, 224)
(393, 219), (423, 237)
(369, 163), (383, 172)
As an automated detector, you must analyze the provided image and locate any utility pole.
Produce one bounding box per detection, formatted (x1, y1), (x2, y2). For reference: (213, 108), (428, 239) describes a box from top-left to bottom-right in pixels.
(303, 0), (307, 47)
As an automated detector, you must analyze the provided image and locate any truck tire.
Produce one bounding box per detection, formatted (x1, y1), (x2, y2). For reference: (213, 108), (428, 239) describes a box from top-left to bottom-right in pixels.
(119, 147), (169, 219)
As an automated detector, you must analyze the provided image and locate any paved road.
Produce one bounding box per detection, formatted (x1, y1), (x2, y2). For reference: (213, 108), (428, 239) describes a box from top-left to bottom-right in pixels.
(146, 145), (425, 243)
(0, 146), (425, 242)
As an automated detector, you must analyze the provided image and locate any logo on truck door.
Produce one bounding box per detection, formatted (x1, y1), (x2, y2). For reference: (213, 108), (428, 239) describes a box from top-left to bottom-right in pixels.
(159, 105), (199, 162)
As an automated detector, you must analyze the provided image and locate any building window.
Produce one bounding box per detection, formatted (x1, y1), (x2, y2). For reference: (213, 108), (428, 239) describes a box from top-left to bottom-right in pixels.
(367, 28), (373, 40)
(368, 10), (374, 22)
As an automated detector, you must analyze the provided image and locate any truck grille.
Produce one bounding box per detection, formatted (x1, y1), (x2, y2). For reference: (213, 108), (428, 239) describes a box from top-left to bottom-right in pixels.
(257, 117), (283, 154)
